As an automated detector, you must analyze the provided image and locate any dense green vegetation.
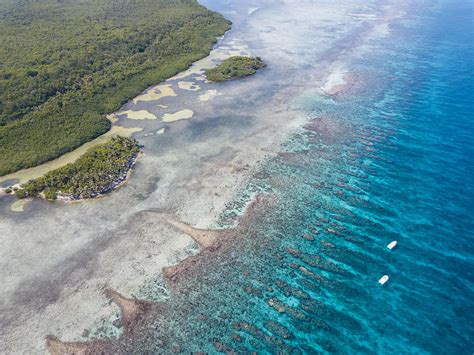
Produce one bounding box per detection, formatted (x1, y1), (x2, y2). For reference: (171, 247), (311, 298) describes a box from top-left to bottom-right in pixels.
(0, 0), (230, 176)
(205, 56), (266, 82)
(14, 136), (140, 200)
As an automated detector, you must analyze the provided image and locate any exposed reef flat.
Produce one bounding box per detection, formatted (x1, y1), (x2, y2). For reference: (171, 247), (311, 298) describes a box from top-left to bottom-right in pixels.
(45, 194), (275, 353)
(42, 212), (227, 354)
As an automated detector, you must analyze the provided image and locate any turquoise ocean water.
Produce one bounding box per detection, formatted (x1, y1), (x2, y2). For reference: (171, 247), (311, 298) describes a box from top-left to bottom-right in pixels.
(115, 0), (473, 352)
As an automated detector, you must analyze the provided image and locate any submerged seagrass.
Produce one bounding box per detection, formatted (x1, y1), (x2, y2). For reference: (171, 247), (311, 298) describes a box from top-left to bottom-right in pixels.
(0, 0), (230, 176)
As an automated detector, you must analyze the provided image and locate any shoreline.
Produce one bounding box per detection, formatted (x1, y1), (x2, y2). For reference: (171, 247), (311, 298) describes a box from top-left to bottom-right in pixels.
(0, 29), (231, 188)
(0, 0), (231, 180)
(57, 151), (143, 203)
(0, 146), (142, 205)
(0, 125), (142, 186)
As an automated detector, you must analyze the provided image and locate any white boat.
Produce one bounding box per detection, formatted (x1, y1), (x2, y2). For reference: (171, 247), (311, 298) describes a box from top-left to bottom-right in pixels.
(387, 241), (397, 250)
(378, 275), (389, 285)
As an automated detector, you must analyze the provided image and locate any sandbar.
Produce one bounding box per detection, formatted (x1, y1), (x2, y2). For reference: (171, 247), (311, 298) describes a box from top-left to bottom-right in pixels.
(177, 81), (201, 91)
(132, 84), (177, 104)
(10, 199), (31, 212)
(199, 90), (220, 102)
(161, 109), (194, 123)
(120, 110), (157, 120)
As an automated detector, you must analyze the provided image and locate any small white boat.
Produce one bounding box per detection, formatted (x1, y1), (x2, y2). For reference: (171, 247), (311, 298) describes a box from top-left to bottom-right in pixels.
(387, 240), (397, 250)
(378, 275), (389, 285)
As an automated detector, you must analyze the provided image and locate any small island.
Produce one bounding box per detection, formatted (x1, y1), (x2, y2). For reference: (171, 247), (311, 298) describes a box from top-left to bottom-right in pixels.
(206, 56), (266, 82)
(7, 136), (140, 201)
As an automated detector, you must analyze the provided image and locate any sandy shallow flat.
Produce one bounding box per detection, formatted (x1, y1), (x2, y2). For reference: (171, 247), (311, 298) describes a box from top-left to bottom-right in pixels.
(199, 89), (220, 102)
(133, 84), (177, 104)
(9, 199), (31, 212)
(161, 109), (194, 122)
(177, 81), (201, 91)
(119, 109), (157, 120)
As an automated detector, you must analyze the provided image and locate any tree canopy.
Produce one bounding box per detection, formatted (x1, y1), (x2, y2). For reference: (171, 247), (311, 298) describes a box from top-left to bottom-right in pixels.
(15, 136), (141, 200)
(0, 0), (230, 176)
(205, 56), (265, 82)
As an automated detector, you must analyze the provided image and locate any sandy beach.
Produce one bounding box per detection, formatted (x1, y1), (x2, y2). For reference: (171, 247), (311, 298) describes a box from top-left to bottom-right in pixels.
(0, 0), (405, 352)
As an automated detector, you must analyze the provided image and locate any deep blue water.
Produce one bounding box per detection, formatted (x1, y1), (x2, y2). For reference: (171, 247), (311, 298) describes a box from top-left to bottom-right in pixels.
(116, 0), (474, 352)
(211, 1), (473, 352)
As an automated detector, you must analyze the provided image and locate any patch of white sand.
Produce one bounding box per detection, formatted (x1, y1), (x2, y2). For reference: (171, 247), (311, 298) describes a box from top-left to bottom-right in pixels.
(132, 84), (177, 104)
(144, 128), (166, 137)
(161, 109), (194, 123)
(177, 81), (201, 91)
(10, 199), (31, 212)
(320, 63), (348, 95)
(199, 90), (220, 102)
(120, 109), (157, 120)
(106, 114), (119, 123)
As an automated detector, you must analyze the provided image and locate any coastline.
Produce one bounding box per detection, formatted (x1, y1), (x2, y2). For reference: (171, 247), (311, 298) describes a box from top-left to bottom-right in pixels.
(57, 151), (143, 203)
(0, 24), (233, 208)
(1, 141), (142, 206)
(0, 28), (231, 188)
(0, 125), (142, 186)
